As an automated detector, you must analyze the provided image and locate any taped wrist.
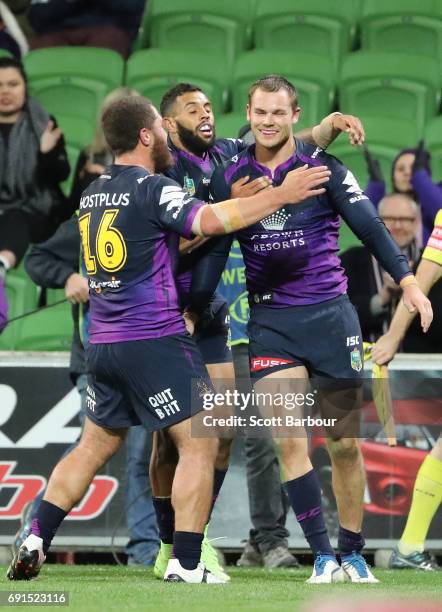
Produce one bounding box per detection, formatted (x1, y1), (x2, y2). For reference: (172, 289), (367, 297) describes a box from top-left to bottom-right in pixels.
(399, 274), (417, 288)
(312, 112), (342, 149)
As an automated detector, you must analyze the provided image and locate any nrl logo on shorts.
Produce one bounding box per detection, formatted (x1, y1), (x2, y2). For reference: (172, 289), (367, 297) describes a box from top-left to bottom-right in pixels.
(350, 348), (362, 372)
(196, 378), (212, 398)
(184, 175), (196, 196)
(260, 209), (291, 231)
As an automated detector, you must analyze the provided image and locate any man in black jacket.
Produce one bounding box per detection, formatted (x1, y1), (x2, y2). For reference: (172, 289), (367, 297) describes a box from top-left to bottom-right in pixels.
(341, 193), (442, 350)
(22, 216), (160, 566)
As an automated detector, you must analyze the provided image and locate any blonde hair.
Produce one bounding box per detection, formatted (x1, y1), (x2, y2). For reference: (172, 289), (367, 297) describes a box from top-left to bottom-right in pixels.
(89, 87), (141, 157)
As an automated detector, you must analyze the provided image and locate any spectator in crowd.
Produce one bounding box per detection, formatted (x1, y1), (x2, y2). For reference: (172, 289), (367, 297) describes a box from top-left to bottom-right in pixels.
(0, 55), (70, 331)
(28, 0), (146, 58)
(364, 142), (442, 244)
(342, 192), (442, 350)
(0, 1), (29, 57)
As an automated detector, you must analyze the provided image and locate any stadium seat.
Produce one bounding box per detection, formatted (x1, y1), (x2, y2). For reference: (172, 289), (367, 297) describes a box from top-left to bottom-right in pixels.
(361, 0), (442, 58)
(232, 51), (335, 125)
(14, 300), (73, 351)
(425, 117), (442, 183)
(145, 0), (255, 66)
(253, 0), (360, 67)
(24, 47), (124, 121)
(339, 52), (441, 134)
(215, 114), (248, 139)
(125, 49), (230, 114)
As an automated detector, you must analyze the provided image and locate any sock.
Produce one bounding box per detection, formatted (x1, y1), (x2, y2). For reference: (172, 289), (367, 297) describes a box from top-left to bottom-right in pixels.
(173, 531), (203, 570)
(285, 469), (335, 557)
(338, 526), (365, 557)
(208, 468), (228, 521)
(30, 500), (67, 554)
(398, 454), (442, 556)
(152, 497), (175, 545)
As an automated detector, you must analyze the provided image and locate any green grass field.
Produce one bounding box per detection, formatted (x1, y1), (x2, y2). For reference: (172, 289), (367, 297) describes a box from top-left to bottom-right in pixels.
(1, 566), (441, 611)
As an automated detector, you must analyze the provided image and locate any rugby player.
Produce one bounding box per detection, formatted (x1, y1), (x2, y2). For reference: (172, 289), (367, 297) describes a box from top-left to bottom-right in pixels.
(151, 82), (365, 579)
(372, 211), (442, 571)
(208, 75), (432, 583)
(7, 95), (331, 584)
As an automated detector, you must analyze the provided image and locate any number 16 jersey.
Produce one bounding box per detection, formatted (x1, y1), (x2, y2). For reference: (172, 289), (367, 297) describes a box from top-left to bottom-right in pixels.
(78, 164), (204, 344)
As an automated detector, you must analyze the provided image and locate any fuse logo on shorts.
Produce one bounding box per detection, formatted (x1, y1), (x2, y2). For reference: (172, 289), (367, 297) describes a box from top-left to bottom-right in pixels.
(148, 388), (181, 420)
(250, 357), (294, 372)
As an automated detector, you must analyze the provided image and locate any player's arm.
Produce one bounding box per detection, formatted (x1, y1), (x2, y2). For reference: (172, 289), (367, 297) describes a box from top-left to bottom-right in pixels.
(192, 164), (330, 237)
(328, 158), (433, 332)
(296, 113), (365, 148)
(187, 235), (233, 314)
(372, 214), (442, 364)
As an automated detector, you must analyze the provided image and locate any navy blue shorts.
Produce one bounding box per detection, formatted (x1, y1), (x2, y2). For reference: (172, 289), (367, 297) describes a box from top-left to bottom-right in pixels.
(86, 334), (212, 431)
(248, 294), (364, 381)
(195, 303), (232, 365)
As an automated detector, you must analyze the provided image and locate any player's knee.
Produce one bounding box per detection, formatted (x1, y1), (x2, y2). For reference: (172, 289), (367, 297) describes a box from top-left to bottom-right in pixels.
(181, 436), (219, 465)
(327, 437), (360, 464)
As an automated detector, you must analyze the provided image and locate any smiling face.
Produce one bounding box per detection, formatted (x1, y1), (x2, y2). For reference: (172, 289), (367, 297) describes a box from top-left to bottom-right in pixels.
(166, 90), (216, 156)
(247, 87), (300, 151)
(0, 66), (26, 121)
(379, 194), (418, 248)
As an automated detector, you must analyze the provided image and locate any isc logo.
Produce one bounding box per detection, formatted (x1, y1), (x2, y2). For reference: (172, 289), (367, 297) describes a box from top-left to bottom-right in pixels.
(346, 336), (360, 347)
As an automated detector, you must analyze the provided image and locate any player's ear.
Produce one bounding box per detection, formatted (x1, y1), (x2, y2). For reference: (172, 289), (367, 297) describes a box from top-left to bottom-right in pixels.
(292, 106), (301, 126)
(162, 116), (176, 134)
(139, 127), (151, 147)
(246, 104), (251, 122)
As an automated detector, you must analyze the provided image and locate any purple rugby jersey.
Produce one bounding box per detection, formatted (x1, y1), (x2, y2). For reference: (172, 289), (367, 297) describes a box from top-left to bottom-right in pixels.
(210, 140), (411, 308)
(78, 165), (204, 343)
(165, 137), (245, 308)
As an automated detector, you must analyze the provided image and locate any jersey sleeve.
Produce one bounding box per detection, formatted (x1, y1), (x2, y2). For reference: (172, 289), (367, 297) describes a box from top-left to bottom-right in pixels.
(209, 163), (232, 203)
(325, 154), (411, 284)
(149, 175), (204, 239)
(422, 210), (442, 265)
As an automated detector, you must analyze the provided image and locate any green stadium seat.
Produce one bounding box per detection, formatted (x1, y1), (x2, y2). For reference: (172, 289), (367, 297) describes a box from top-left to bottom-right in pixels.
(57, 114), (94, 151)
(24, 47), (124, 121)
(14, 300), (73, 351)
(253, 0), (360, 68)
(126, 49), (230, 114)
(361, 0), (442, 58)
(216, 114), (248, 139)
(339, 52), (441, 134)
(0, 49), (12, 58)
(0, 274), (39, 350)
(425, 117), (442, 183)
(328, 115), (421, 192)
(143, 0), (255, 65)
(61, 144), (81, 197)
(232, 51), (336, 125)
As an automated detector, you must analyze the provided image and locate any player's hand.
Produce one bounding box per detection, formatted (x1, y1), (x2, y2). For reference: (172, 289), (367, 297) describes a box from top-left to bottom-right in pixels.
(332, 114), (365, 146)
(402, 283), (433, 332)
(281, 164), (331, 202)
(183, 310), (198, 336)
(65, 273), (89, 304)
(231, 175), (272, 198)
(40, 120), (62, 153)
(371, 333), (400, 365)
(84, 160), (106, 176)
(179, 236), (209, 255)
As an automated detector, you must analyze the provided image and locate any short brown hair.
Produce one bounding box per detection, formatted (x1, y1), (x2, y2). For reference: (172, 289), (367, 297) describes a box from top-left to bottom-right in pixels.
(102, 96), (157, 156)
(248, 75), (298, 111)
